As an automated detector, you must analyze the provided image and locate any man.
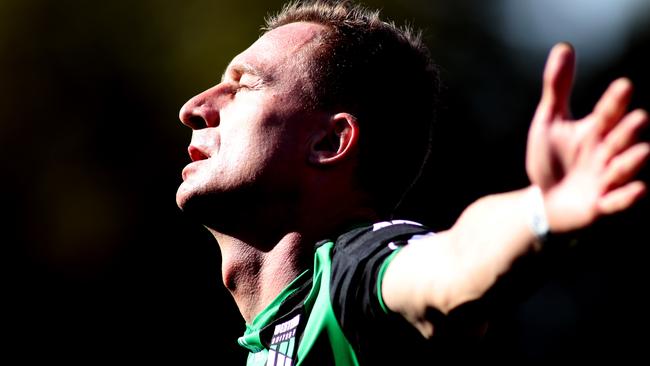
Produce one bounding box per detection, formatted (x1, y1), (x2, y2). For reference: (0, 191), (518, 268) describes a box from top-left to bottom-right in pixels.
(176, 1), (648, 364)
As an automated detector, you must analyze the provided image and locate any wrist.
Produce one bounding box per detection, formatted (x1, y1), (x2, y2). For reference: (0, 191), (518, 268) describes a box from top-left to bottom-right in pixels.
(525, 185), (580, 251)
(527, 185), (550, 242)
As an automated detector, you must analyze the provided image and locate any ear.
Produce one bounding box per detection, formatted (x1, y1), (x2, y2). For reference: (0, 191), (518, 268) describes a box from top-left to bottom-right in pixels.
(308, 112), (359, 166)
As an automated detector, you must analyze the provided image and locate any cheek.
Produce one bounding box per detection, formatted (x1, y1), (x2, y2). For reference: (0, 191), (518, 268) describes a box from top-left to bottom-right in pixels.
(220, 96), (307, 176)
(240, 130), (304, 188)
(212, 127), (278, 183)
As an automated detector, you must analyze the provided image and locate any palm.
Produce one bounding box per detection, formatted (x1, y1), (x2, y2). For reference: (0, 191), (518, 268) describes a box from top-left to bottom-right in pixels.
(526, 44), (649, 232)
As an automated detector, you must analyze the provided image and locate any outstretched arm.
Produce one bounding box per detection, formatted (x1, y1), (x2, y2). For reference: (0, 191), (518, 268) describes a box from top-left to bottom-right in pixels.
(381, 44), (649, 338)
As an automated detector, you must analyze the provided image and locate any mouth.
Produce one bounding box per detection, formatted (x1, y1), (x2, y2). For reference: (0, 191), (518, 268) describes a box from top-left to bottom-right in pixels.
(182, 145), (211, 180)
(188, 145), (210, 162)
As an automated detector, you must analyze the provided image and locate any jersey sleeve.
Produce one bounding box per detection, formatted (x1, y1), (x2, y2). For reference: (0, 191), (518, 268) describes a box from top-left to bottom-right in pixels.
(329, 222), (435, 364)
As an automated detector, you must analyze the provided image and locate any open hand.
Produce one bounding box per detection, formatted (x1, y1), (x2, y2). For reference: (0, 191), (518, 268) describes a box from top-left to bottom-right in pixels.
(526, 43), (649, 233)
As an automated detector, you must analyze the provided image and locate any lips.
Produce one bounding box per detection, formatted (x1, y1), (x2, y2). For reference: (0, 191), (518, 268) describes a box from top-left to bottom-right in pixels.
(182, 145), (211, 180)
(188, 145), (210, 162)
(181, 159), (206, 181)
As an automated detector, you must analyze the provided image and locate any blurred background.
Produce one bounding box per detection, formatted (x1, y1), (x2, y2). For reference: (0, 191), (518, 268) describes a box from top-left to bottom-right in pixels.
(2, 0), (649, 363)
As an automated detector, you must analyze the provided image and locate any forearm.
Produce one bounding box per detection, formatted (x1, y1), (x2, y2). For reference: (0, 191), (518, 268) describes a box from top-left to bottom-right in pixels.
(382, 44), (648, 339)
(443, 187), (545, 308)
(382, 186), (550, 337)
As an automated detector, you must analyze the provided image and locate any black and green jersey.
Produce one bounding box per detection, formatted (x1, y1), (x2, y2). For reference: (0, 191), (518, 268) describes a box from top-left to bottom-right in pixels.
(237, 221), (436, 365)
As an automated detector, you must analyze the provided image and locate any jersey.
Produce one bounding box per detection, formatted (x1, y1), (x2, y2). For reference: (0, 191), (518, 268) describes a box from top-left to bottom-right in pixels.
(237, 220), (440, 365)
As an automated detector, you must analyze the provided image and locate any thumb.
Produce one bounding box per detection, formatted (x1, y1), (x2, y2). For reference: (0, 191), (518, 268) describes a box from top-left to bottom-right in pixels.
(538, 43), (576, 121)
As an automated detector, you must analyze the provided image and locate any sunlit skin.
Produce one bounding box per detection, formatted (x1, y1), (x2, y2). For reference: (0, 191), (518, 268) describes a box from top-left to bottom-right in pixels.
(527, 44), (649, 231)
(382, 44), (649, 337)
(177, 21), (648, 334)
(177, 23), (323, 214)
(177, 22), (376, 322)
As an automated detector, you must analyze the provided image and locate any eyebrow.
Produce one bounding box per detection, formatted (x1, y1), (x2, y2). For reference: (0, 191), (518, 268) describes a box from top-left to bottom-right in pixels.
(220, 62), (271, 84)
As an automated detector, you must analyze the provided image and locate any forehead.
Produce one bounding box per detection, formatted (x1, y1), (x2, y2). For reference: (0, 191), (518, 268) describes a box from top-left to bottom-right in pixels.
(226, 22), (326, 81)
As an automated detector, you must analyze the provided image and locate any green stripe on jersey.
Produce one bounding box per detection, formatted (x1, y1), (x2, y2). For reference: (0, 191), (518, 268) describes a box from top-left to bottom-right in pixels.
(240, 241), (360, 365)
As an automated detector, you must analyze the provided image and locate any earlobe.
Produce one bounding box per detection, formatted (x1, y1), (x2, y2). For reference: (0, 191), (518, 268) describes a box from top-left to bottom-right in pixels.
(309, 113), (359, 166)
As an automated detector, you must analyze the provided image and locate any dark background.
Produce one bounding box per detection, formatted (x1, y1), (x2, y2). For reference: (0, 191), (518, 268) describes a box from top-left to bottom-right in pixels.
(3, 0), (649, 363)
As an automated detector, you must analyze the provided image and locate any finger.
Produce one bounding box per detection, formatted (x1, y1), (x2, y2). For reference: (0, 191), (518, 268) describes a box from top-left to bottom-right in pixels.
(598, 109), (648, 165)
(597, 180), (646, 215)
(538, 43), (576, 121)
(601, 142), (650, 190)
(591, 78), (634, 138)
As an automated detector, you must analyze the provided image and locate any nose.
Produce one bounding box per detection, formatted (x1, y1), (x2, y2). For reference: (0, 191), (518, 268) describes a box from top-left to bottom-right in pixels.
(179, 86), (223, 129)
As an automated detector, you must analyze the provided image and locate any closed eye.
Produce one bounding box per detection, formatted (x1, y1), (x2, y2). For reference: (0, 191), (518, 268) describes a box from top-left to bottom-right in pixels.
(233, 80), (263, 94)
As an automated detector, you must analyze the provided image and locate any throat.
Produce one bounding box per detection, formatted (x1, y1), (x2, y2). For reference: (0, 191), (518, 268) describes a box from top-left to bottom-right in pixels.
(218, 233), (310, 323)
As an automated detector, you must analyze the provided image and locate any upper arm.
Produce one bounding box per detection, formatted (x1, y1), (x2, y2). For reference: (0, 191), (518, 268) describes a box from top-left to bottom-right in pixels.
(380, 230), (463, 337)
(381, 188), (542, 338)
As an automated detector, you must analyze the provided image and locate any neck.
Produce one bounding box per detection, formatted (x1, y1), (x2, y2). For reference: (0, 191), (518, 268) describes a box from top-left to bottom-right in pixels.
(208, 228), (311, 323)
(204, 191), (380, 323)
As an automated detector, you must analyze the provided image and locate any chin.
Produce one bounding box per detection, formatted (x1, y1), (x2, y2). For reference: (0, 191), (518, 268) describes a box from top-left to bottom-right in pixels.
(175, 179), (264, 230)
(176, 182), (200, 211)
(176, 183), (222, 224)
(176, 184), (188, 209)
(176, 190), (208, 226)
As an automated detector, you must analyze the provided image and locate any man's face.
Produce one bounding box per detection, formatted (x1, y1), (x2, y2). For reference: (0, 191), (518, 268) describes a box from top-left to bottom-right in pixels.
(176, 22), (326, 216)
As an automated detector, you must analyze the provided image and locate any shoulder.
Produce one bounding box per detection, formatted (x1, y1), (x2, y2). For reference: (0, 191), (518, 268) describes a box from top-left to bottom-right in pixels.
(326, 219), (434, 326)
(331, 220), (433, 256)
(326, 220), (441, 364)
